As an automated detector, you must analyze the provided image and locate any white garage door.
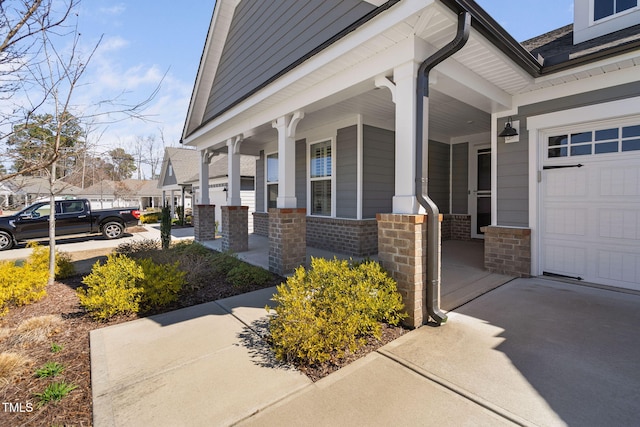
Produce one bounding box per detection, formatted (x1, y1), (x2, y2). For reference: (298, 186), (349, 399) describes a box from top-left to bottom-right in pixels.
(541, 122), (640, 291)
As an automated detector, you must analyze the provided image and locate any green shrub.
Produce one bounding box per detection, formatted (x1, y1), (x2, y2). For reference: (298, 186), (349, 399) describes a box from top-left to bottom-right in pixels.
(77, 254), (144, 320)
(268, 257), (406, 365)
(35, 361), (65, 378)
(210, 251), (242, 275)
(115, 239), (161, 259)
(160, 205), (172, 249)
(34, 381), (77, 407)
(227, 262), (272, 289)
(55, 251), (75, 280)
(136, 258), (186, 310)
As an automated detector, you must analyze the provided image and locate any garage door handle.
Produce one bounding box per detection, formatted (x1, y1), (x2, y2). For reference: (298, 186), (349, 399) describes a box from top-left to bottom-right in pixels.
(543, 164), (583, 170)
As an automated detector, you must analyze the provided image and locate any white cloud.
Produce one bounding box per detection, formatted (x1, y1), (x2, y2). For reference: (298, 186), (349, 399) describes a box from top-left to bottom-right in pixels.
(99, 5), (126, 16)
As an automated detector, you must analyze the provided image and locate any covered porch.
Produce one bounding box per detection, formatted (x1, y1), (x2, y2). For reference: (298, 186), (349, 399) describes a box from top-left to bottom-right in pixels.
(185, 2), (534, 326)
(202, 235), (512, 311)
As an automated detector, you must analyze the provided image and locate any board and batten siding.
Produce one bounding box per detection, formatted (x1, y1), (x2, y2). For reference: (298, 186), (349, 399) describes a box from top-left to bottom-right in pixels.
(296, 139), (306, 209)
(203, 0), (375, 122)
(336, 125), (357, 218)
(362, 125), (394, 219)
(427, 140), (450, 215)
(451, 142), (468, 214)
(255, 151), (264, 212)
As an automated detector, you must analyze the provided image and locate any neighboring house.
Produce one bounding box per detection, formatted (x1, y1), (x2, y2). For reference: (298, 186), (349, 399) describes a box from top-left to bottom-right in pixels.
(1, 176), (82, 209)
(158, 147), (256, 230)
(181, 0), (640, 325)
(78, 179), (162, 210)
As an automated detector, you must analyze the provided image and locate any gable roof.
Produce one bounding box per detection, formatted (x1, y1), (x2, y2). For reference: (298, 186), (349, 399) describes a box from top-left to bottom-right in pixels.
(522, 23), (640, 72)
(183, 0), (400, 139)
(78, 179), (161, 197)
(158, 147), (256, 188)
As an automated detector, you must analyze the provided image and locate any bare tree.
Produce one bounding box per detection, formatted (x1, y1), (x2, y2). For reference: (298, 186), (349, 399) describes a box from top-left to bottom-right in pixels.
(0, 1), (159, 285)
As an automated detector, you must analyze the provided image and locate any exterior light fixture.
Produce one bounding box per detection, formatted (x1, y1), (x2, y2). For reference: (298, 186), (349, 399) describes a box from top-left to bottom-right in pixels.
(498, 117), (519, 137)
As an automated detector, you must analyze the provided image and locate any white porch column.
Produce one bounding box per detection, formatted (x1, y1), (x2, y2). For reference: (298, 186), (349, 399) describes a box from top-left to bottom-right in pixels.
(170, 189), (176, 217)
(272, 111), (304, 208)
(226, 135), (243, 206)
(199, 149), (212, 205)
(392, 61), (422, 214)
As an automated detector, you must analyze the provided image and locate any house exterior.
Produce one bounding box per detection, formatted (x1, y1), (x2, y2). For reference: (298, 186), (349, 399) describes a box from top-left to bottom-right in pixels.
(0, 176), (82, 209)
(157, 147), (256, 230)
(77, 179), (162, 210)
(182, 0), (640, 326)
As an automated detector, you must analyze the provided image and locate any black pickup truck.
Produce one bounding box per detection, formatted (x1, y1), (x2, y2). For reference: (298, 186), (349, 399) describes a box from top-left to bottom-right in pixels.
(0, 199), (140, 251)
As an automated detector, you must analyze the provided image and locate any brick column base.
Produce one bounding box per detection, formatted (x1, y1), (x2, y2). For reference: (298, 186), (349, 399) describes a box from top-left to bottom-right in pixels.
(269, 208), (306, 275)
(193, 204), (216, 242)
(221, 206), (248, 252)
(377, 213), (433, 328)
(482, 226), (531, 277)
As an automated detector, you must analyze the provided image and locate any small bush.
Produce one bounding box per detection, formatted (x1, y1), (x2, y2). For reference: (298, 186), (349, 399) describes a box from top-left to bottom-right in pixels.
(0, 352), (32, 386)
(77, 254), (144, 320)
(0, 243), (50, 316)
(268, 257), (406, 365)
(210, 251), (242, 275)
(115, 239), (161, 259)
(160, 205), (172, 249)
(55, 251), (75, 280)
(13, 315), (63, 345)
(136, 258), (186, 310)
(140, 212), (162, 224)
(227, 263), (272, 289)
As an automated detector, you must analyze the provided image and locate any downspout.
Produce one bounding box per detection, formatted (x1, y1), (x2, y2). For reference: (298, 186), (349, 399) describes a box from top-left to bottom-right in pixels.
(416, 10), (470, 325)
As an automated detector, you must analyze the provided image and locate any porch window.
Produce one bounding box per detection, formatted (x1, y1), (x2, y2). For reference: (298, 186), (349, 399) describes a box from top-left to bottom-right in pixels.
(310, 140), (332, 216)
(594, 0), (637, 20)
(266, 153), (278, 209)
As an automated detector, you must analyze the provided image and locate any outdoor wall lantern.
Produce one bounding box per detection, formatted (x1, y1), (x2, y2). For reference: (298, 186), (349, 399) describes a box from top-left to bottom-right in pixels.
(499, 117), (519, 143)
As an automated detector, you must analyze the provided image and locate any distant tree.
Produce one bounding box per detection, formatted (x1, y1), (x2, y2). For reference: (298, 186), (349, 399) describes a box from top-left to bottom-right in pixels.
(106, 147), (136, 181)
(6, 113), (83, 178)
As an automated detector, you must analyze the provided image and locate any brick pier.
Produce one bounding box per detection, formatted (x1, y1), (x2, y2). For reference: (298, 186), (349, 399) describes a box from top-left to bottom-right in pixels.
(221, 206), (248, 252)
(268, 208), (306, 275)
(193, 204), (216, 242)
(482, 226), (531, 277)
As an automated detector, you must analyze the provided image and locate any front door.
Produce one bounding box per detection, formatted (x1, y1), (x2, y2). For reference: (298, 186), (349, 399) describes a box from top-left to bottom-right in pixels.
(470, 145), (491, 238)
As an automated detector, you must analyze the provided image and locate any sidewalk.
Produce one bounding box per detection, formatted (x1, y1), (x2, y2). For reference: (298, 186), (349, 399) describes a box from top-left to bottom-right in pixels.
(91, 278), (640, 426)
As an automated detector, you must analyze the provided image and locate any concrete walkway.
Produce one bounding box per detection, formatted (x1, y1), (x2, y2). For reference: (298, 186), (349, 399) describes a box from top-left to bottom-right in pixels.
(91, 278), (640, 426)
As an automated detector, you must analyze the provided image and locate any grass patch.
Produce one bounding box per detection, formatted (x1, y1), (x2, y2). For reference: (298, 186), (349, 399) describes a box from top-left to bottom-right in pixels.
(50, 342), (63, 353)
(34, 381), (78, 407)
(35, 361), (65, 378)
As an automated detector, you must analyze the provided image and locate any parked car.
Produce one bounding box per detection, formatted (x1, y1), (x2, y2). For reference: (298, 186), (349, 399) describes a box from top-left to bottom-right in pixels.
(0, 199), (140, 250)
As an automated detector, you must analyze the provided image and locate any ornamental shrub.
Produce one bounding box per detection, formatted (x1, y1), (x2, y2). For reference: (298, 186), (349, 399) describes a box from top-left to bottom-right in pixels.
(268, 257), (406, 365)
(226, 262), (272, 289)
(136, 258), (186, 310)
(77, 254), (144, 320)
(55, 251), (75, 280)
(0, 243), (50, 316)
(139, 211), (162, 224)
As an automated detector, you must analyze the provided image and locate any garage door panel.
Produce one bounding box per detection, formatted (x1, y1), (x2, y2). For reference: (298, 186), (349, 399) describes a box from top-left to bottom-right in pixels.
(598, 209), (640, 240)
(543, 241), (587, 278)
(544, 207), (587, 237)
(599, 166), (640, 197)
(596, 249), (640, 290)
(544, 168), (588, 198)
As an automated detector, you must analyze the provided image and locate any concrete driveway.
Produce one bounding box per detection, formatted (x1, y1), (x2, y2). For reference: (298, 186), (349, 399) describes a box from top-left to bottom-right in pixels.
(91, 277), (640, 426)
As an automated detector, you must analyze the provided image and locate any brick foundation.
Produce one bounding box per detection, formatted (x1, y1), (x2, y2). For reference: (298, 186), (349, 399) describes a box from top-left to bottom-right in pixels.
(193, 204), (216, 242)
(482, 226), (531, 277)
(269, 208), (306, 275)
(253, 212), (269, 237)
(377, 213), (439, 328)
(442, 214), (471, 241)
(221, 206), (248, 252)
(306, 217), (378, 256)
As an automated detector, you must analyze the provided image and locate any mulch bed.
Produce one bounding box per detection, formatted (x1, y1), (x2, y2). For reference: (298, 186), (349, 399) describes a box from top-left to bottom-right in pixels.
(0, 250), (407, 426)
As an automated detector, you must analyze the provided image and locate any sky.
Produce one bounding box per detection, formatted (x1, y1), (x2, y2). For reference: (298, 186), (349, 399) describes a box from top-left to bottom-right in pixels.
(4, 0), (574, 178)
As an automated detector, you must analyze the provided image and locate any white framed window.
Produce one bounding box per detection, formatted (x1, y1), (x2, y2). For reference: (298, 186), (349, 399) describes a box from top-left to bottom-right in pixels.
(168, 164), (173, 177)
(547, 122), (640, 159)
(266, 152), (278, 210)
(593, 0), (638, 21)
(308, 139), (333, 216)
